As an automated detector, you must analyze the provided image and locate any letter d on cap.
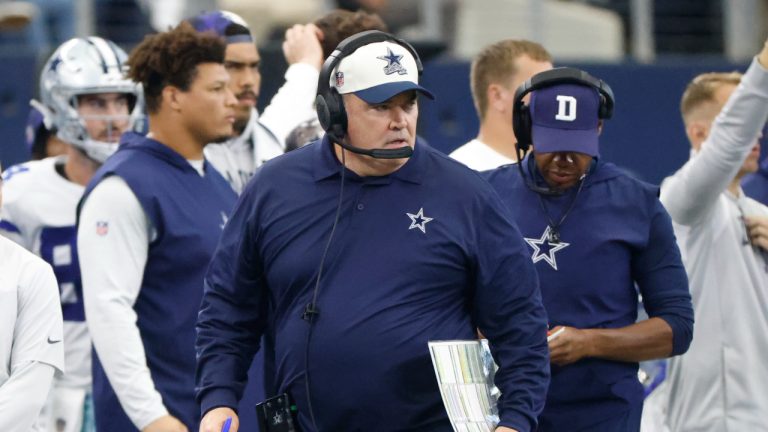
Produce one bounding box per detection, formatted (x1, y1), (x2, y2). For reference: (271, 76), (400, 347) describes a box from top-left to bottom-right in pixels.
(555, 95), (577, 121)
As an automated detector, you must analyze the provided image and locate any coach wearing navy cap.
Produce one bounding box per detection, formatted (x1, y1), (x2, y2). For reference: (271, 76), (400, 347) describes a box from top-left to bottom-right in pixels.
(196, 31), (550, 432)
(484, 68), (694, 432)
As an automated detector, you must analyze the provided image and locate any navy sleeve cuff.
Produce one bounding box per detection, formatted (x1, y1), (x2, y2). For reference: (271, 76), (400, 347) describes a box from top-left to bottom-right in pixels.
(657, 313), (694, 356)
(200, 388), (240, 418)
(498, 411), (535, 432)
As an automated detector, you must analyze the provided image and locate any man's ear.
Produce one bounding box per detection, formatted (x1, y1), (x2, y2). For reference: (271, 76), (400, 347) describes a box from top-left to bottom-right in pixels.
(488, 83), (509, 113)
(162, 86), (183, 112)
(686, 121), (709, 151)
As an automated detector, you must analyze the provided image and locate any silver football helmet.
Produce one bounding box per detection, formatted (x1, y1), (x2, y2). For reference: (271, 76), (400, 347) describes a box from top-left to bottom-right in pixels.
(39, 37), (144, 163)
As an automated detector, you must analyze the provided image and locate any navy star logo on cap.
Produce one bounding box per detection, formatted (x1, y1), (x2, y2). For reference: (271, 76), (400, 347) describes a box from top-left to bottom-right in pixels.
(377, 48), (407, 76)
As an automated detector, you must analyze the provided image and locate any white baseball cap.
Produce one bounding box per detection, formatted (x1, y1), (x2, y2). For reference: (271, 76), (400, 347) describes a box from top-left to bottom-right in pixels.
(331, 40), (435, 104)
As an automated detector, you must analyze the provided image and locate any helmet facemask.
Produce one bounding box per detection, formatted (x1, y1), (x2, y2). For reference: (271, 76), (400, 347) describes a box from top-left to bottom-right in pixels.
(40, 37), (145, 163)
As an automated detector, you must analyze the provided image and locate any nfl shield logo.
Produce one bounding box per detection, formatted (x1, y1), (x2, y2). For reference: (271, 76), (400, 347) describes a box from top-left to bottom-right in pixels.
(96, 221), (109, 236)
(335, 71), (344, 87)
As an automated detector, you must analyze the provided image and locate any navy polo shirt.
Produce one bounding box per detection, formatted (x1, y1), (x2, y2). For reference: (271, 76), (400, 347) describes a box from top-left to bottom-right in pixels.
(196, 136), (550, 432)
(484, 157), (694, 431)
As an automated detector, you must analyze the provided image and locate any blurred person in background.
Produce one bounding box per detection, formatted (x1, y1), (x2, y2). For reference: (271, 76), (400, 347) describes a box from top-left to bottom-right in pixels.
(0, 36), (142, 432)
(190, 10), (323, 194)
(285, 8), (389, 152)
(660, 37), (768, 432)
(0, 160), (65, 432)
(450, 39), (552, 170)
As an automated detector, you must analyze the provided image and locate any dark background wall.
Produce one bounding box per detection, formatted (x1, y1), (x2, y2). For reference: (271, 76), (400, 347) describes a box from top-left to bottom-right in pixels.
(416, 59), (747, 185)
(0, 51), (749, 185)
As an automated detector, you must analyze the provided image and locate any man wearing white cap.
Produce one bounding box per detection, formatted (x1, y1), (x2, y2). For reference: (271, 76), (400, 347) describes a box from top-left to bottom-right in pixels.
(196, 31), (550, 432)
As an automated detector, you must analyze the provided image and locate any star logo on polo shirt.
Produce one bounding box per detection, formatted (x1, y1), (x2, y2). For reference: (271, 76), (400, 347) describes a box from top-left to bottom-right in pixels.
(524, 226), (569, 270)
(377, 48), (407, 75)
(406, 207), (433, 234)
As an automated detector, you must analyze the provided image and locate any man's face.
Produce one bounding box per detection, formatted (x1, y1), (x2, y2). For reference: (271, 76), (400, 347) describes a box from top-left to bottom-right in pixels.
(343, 90), (418, 172)
(76, 93), (131, 143)
(224, 42), (261, 133)
(534, 151), (593, 190)
(178, 63), (237, 145)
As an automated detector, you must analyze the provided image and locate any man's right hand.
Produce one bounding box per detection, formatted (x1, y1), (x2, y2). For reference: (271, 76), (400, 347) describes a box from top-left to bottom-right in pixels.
(283, 23), (324, 71)
(200, 407), (239, 432)
(142, 414), (189, 432)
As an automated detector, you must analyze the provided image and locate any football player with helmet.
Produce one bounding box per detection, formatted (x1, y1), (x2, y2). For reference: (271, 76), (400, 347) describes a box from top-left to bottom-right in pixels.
(0, 36), (143, 432)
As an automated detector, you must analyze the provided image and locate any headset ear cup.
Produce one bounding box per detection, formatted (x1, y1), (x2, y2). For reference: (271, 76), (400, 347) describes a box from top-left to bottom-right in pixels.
(514, 103), (532, 153)
(598, 94), (608, 119)
(316, 94), (332, 132)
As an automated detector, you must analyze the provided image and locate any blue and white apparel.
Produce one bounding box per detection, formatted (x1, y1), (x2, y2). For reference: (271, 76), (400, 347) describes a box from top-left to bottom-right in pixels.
(197, 136), (550, 432)
(484, 158), (693, 431)
(0, 157), (93, 432)
(78, 132), (237, 431)
(449, 138), (516, 171)
(661, 56), (768, 432)
(204, 108), (283, 195)
(0, 237), (65, 432)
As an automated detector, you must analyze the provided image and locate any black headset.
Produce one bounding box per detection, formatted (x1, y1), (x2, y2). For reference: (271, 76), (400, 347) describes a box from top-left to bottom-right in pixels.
(512, 67), (615, 154)
(315, 30), (424, 159)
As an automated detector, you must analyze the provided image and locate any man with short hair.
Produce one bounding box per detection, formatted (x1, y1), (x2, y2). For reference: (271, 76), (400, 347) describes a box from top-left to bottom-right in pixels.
(0, 36), (142, 432)
(450, 39), (552, 170)
(661, 38), (768, 431)
(189, 10), (323, 194)
(196, 32), (549, 432)
(77, 23), (237, 432)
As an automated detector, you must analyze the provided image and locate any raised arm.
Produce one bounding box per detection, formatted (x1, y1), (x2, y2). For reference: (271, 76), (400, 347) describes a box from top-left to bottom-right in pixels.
(259, 23), (323, 144)
(661, 41), (768, 225)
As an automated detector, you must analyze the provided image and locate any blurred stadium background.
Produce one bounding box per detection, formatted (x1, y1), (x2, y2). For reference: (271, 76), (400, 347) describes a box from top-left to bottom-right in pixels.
(0, 0), (766, 184)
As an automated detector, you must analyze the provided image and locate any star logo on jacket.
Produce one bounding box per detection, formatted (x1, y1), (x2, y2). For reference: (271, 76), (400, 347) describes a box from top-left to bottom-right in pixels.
(524, 226), (570, 270)
(406, 207), (433, 234)
(377, 48), (407, 75)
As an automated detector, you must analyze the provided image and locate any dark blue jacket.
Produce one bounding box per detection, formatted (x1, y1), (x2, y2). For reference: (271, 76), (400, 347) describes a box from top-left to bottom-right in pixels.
(483, 157), (694, 431)
(196, 137), (550, 432)
(742, 159), (768, 205)
(81, 133), (237, 431)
